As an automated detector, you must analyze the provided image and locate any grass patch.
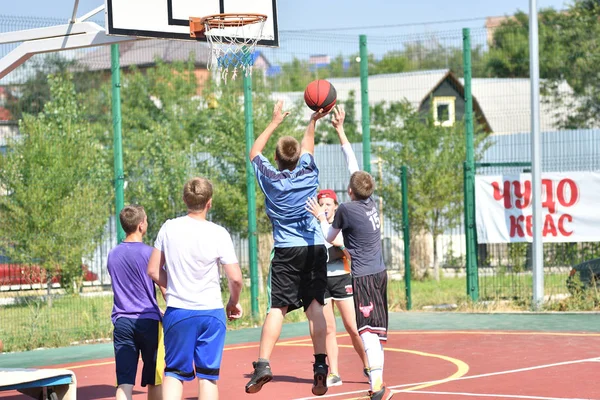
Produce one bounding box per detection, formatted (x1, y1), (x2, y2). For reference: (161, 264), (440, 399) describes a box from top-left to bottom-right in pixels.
(0, 294), (114, 352)
(1, 273), (597, 352)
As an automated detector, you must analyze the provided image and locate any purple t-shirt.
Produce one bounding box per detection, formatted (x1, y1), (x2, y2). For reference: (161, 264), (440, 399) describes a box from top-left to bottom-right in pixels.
(107, 242), (161, 323)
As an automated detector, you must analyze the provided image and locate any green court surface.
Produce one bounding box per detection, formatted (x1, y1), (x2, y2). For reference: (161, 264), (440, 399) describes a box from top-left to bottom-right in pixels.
(1, 312), (598, 369)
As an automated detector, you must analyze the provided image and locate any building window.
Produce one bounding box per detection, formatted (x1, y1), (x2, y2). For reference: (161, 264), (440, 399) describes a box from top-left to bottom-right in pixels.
(433, 96), (455, 127)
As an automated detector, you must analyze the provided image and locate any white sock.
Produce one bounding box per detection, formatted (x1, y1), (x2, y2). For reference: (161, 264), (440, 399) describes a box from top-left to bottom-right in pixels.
(361, 332), (384, 391)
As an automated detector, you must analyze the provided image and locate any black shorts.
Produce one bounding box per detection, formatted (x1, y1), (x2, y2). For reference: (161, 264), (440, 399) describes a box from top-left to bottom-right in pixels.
(353, 270), (388, 342)
(113, 317), (161, 387)
(269, 245), (327, 313)
(324, 273), (354, 302)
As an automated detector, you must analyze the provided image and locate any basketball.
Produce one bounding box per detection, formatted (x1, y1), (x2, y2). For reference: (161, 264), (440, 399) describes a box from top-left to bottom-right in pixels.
(304, 80), (337, 112)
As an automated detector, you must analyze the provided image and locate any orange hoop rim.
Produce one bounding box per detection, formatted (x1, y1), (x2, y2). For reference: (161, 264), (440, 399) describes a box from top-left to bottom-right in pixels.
(201, 13), (268, 29)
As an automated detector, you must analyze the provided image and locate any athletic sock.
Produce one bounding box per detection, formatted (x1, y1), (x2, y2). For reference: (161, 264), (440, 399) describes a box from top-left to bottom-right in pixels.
(314, 353), (327, 364)
(361, 332), (384, 391)
(257, 358), (270, 364)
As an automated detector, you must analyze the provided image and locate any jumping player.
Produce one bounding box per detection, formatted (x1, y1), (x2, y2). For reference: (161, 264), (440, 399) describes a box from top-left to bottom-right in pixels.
(245, 100), (330, 396)
(147, 177), (243, 400)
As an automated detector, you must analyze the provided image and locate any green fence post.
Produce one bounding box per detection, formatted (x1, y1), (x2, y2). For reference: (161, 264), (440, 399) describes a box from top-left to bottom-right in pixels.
(359, 34), (371, 174)
(462, 28), (479, 301)
(401, 165), (412, 310)
(111, 44), (125, 244)
(243, 73), (260, 319)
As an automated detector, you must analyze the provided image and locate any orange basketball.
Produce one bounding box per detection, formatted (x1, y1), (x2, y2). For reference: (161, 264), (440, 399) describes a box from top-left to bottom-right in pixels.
(304, 80), (337, 112)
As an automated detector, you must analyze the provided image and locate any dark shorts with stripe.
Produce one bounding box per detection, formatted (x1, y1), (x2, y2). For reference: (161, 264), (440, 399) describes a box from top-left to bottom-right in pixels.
(324, 273), (354, 302)
(113, 317), (161, 387)
(269, 245), (327, 313)
(353, 269), (389, 342)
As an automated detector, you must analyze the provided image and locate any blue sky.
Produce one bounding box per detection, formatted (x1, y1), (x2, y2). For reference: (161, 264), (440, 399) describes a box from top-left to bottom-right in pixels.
(4, 0), (569, 35)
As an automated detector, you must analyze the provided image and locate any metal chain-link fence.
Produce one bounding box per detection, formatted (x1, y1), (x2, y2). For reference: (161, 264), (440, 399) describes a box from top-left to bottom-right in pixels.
(1, 7), (600, 350)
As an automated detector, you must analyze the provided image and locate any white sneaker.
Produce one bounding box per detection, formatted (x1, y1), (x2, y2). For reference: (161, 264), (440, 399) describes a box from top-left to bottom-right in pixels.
(327, 373), (343, 387)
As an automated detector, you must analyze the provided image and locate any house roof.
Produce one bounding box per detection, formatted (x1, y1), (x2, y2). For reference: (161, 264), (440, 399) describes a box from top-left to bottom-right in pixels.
(75, 39), (272, 73)
(75, 38), (212, 71)
(273, 69), (492, 131)
(461, 77), (574, 135)
(273, 70), (454, 122)
(330, 69), (451, 110)
(273, 69), (577, 135)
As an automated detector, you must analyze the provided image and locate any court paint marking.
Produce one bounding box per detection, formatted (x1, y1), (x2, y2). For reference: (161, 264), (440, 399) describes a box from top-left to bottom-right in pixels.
(388, 355), (600, 389)
(387, 331), (600, 338)
(21, 330), (600, 398)
(44, 330), (600, 371)
(53, 340), (309, 370)
(290, 344), (469, 400)
(396, 391), (597, 400)
(65, 361), (115, 370)
(292, 351), (600, 399)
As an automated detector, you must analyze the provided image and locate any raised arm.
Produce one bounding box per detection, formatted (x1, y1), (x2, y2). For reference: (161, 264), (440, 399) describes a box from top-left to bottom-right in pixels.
(331, 106), (359, 174)
(332, 106), (350, 146)
(301, 108), (328, 155)
(249, 100), (290, 160)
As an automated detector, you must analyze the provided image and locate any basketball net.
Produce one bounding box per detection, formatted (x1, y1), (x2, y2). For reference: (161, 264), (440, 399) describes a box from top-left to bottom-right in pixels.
(201, 14), (267, 81)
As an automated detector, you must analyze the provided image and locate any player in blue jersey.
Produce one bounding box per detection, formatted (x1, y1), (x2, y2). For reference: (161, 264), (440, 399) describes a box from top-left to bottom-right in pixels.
(245, 101), (330, 396)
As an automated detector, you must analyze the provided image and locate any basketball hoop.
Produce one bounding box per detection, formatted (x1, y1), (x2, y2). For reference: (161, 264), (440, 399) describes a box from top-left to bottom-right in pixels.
(190, 14), (267, 81)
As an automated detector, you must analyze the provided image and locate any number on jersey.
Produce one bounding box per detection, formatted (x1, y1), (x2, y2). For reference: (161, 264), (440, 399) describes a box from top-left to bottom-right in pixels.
(369, 213), (381, 230)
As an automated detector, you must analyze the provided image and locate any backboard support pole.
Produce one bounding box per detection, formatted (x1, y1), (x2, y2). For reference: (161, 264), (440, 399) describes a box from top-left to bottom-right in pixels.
(0, 18), (139, 80)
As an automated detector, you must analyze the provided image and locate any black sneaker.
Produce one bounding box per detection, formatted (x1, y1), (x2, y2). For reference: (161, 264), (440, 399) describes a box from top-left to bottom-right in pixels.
(245, 361), (273, 394)
(312, 362), (328, 396)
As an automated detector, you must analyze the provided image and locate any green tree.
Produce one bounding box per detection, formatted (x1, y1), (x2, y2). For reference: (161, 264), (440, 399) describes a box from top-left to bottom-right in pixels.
(109, 60), (207, 241)
(373, 51), (409, 74)
(486, 1), (600, 128)
(374, 42), (488, 77)
(318, 90), (361, 144)
(486, 8), (564, 79)
(546, 0), (600, 129)
(268, 57), (315, 91)
(373, 100), (488, 280)
(5, 54), (106, 121)
(0, 74), (112, 299)
(197, 74), (307, 237)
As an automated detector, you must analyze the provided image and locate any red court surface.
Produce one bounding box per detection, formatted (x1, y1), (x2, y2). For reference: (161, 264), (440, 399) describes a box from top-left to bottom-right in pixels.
(1, 330), (599, 400)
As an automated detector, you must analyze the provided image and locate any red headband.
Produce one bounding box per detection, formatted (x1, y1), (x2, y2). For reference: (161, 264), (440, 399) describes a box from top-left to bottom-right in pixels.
(317, 189), (337, 202)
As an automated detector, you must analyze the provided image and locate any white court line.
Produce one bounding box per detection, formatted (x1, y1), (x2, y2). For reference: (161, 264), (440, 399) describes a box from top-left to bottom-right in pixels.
(389, 356), (600, 388)
(292, 356), (600, 400)
(396, 390), (598, 400)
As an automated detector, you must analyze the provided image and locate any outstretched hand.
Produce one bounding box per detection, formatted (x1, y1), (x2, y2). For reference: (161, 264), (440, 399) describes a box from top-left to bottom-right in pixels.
(226, 299), (243, 321)
(305, 196), (326, 220)
(310, 107), (329, 122)
(330, 106), (345, 130)
(272, 100), (291, 125)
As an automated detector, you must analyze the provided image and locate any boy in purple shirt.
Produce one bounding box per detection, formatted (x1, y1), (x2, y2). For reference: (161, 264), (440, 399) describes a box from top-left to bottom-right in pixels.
(107, 205), (163, 400)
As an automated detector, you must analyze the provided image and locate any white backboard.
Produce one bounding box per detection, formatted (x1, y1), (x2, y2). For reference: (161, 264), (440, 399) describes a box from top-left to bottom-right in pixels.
(106, 0), (279, 46)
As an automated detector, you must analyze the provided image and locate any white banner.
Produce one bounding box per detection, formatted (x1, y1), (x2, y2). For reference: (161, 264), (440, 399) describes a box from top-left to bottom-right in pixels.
(475, 172), (600, 243)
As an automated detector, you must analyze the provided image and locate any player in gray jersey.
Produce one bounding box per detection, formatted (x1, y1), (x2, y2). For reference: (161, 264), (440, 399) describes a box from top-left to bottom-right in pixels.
(307, 169), (392, 400)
